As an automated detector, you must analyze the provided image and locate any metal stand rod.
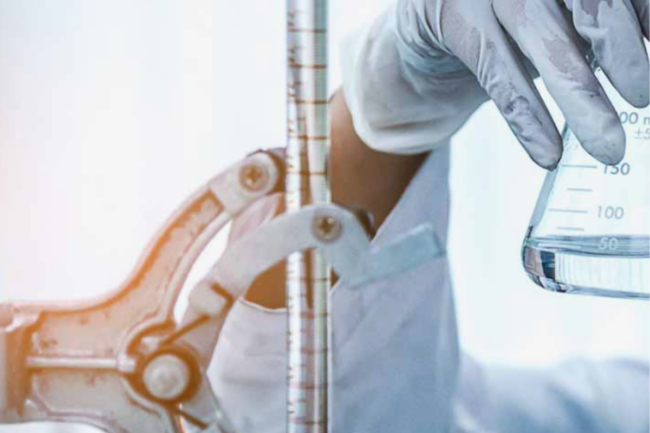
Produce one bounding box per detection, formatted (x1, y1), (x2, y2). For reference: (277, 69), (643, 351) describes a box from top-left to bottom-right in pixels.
(285, 0), (330, 432)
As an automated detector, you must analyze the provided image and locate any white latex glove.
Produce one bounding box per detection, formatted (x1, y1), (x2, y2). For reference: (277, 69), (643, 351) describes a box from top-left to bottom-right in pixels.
(343, 0), (650, 168)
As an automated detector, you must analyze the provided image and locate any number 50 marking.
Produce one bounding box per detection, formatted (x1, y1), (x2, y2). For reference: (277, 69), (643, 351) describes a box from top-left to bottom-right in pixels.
(598, 237), (619, 251)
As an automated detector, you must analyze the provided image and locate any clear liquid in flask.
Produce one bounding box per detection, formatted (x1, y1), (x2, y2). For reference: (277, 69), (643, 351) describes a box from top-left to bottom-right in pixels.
(522, 65), (650, 300)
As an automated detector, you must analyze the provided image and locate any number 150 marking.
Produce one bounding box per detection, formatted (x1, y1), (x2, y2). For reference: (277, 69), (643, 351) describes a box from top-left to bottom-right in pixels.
(603, 163), (631, 175)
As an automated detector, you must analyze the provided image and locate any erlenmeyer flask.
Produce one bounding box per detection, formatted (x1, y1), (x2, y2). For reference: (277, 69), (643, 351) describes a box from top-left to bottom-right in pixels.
(522, 59), (650, 300)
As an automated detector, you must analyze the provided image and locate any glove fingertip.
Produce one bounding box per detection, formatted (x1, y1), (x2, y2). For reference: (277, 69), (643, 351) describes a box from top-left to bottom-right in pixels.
(582, 120), (626, 166)
(526, 139), (563, 170)
(536, 152), (562, 171)
(515, 122), (563, 170)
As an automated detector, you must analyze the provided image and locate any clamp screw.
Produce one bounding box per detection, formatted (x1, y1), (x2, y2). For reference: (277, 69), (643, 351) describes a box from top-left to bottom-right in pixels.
(143, 354), (191, 402)
(239, 163), (269, 192)
(312, 214), (342, 243)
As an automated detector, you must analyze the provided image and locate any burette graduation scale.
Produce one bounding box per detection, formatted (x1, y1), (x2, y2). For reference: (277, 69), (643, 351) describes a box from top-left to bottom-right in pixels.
(285, 0), (331, 431)
(0, 2), (441, 432)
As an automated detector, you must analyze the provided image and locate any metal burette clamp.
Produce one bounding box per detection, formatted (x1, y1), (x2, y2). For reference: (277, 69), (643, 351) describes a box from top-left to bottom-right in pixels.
(0, 152), (281, 433)
(0, 148), (442, 433)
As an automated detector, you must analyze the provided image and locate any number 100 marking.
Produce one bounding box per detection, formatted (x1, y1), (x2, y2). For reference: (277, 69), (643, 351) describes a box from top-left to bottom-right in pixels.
(598, 206), (625, 219)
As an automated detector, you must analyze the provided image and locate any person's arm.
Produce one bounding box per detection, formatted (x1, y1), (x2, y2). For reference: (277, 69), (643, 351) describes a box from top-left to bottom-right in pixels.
(330, 89), (427, 228)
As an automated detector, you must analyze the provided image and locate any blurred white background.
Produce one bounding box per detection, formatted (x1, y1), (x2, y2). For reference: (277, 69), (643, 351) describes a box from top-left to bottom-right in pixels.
(0, 1), (647, 432)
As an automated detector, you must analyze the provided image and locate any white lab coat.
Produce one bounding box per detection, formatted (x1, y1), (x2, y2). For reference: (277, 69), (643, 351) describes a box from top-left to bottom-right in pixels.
(210, 145), (649, 433)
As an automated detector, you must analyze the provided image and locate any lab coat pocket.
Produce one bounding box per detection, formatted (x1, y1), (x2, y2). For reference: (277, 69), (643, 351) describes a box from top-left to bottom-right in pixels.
(331, 251), (453, 361)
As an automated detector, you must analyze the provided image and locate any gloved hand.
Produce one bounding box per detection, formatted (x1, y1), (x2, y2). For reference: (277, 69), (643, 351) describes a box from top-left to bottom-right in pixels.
(342, 0), (649, 168)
